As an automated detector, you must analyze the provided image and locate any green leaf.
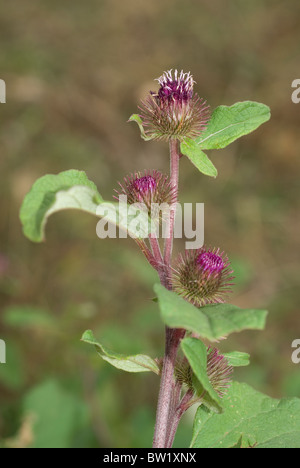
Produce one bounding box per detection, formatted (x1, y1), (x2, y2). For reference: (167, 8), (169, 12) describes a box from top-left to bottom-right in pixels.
(191, 382), (300, 448)
(181, 338), (223, 411)
(3, 305), (55, 329)
(154, 284), (267, 341)
(20, 170), (153, 242)
(81, 330), (160, 374)
(180, 138), (218, 177)
(198, 303), (268, 339)
(154, 284), (213, 338)
(128, 114), (152, 141)
(0, 343), (25, 390)
(195, 101), (271, 150)
(23, 379), (88, 448)
(20, 170), (103, 242)
(223, 351), (250, 367)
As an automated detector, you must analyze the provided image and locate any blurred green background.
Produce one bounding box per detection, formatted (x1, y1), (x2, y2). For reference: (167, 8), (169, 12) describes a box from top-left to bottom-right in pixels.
(0, 0), (299, 448)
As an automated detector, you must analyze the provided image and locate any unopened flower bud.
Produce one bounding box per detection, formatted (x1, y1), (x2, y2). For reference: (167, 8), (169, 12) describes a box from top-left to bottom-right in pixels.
(172, 246), (234, 307)
(175, 346), (233, 399)
(114, 170), (177, 214)
(206, 347), (233, 397)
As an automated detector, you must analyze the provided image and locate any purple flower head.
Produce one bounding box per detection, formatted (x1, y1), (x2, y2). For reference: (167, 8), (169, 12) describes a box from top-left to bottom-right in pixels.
(156, 70), (194, 104)
(172, 246), (234, 307)
(206, 347), (233, 397)
(138, 69), (210, 141)
(196, 251), (225, 275)
(114, 170), (177, 214)
(132, 175), (157, 197)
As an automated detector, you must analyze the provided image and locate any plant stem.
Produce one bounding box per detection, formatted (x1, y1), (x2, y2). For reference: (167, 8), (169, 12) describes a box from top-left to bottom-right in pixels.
(153, 328), (184, 447)
(163, 139), (180, 266)
(165, 390), (194, 448)
(149, 233), (163, 268)
(152, 139), (181, 448)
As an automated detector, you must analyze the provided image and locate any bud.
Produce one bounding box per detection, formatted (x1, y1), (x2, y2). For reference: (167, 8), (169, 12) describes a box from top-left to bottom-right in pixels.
(172, 246), (234, 307)
(138, 69), (210, 141)
(175, 346), (233, 399)
(114, 170), (177, 213)
(174, 358), (193, 390)
(206, 347), (233, 397)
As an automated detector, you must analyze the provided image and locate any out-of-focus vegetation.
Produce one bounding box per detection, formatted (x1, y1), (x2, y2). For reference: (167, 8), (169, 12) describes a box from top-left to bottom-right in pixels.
(0, 0), (299, 448)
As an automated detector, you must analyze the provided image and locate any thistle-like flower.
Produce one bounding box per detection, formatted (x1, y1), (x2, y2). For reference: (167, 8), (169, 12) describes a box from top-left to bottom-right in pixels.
(138, 69), (210, 141)
(172, 246), (234, 307)
(175, 346), (233, 399)
(206, 347), (233, 397)
(114, 170), (177, 213)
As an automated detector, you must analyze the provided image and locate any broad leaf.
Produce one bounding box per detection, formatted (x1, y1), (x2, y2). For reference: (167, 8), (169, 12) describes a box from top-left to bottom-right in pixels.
(180, 139), (218, 177)
(20, 170), (103, 242)
(154, 284), (267, 341)
(191, 382), (300, 448)
(181, 338), (223, 412)
(81, 330), (160, 374)
(223, 351), (250, 367)
(23, 379), (88, 448)
(20, 170), (152, 242)
(195, 101), (271, 150)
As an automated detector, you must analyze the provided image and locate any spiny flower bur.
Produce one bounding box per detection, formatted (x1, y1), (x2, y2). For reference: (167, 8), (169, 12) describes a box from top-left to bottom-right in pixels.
(206, 347), (233, 398)
(114, 170), (177, 223)
(175, 347), (233, 405)
(138, 69), (210, 141)
(172, 246), (234, 307)
(174, 358), (194, 390)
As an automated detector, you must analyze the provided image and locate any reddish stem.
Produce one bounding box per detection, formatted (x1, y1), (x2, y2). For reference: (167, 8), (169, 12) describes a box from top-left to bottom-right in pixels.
(152, 328), (185, 447)
(152, 139), (182, 448)
(163, 139), (180, 266)
(149, 233), (164, 268)
(165, 390), (194, 448)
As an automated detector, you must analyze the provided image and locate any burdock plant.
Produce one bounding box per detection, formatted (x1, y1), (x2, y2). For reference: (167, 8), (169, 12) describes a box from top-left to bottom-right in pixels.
(20, 70), (300, 448)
